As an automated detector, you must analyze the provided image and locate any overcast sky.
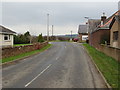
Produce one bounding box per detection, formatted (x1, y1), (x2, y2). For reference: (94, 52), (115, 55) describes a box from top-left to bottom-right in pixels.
(1, 1), (119, 36)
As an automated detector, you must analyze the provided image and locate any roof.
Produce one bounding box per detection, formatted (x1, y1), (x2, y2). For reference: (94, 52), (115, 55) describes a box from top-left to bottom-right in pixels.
(109, 15), (120, 29)
(0, 25), (16, 34)
(88, 19), (101, 33)
(78, 25), (88, 34)
(99, 10), (120, 29)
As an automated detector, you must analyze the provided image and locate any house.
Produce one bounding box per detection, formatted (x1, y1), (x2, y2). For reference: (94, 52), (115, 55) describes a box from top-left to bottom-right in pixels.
(88, 19), (101, 46)
(89, 13), (111, 49)
(87, 11), (120, 61)
(0, 25), (16, 48)
(109, 10), (120, 48)
(88, 11), (120, 49)
(78, 25), (88, 42)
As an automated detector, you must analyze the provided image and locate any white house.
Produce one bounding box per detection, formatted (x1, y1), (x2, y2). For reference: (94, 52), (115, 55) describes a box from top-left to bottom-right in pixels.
(0, 25), (16, 48)
(78, 25), (88, 42)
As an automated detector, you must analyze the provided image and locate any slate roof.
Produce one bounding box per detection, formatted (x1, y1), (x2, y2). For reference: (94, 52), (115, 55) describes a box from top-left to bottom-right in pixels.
(98, 10), (120, 29)
(109, 15), (120, 29)
(0, 25), (16, 34)
(88, 19), (101, 33)
(78, 25), (88, 34)
(90, 10), (120, 34)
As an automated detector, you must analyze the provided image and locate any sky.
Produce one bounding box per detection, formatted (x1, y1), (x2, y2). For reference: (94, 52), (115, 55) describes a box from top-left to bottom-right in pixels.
(1, 1), (119, 36)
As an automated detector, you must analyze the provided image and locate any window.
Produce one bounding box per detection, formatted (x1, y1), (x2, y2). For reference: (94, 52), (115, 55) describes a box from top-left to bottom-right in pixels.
(113, 31), (118, 41)
(4, 35), (10, 41)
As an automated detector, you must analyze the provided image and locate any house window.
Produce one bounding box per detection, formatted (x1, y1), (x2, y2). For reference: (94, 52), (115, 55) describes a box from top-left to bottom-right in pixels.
(113, 31), (118, 41)
(4, 35), (10, 41)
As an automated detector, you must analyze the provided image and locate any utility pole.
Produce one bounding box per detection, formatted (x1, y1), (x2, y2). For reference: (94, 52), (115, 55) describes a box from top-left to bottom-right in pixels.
(71, 31), (72, 39)
(47, 14), (49, 42)
(70, 31), (72, 41)
(52, 25), (53, 36)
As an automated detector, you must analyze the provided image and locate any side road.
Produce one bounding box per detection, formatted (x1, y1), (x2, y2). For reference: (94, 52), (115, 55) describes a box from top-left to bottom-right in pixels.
(3, 42), (107, 88)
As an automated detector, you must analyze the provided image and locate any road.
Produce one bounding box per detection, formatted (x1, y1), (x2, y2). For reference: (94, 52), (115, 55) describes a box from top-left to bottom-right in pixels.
(2, 42), (107, 88)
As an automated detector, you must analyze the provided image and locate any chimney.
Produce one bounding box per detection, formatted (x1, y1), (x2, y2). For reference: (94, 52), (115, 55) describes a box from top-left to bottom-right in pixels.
(101, 12), (107, 25)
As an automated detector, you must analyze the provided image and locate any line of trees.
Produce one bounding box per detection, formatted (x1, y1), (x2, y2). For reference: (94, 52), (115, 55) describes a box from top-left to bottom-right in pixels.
(14, 31), (31, 44)
(14, 31), (45, 44)
(14, 31), (72, 44)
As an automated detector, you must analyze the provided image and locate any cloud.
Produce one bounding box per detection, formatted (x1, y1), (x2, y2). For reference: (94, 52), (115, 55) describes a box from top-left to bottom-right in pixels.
(6, 23), (78, 36)
(2, 0), (120, 2)
(1, 2), (118, 35)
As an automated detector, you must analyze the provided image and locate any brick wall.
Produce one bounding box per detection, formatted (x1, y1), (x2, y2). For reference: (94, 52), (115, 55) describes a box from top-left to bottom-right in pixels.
(89, 29), (120, 61)
(2, 42), (48, 59)
(90, 29), (110, 49)
(98, 45), (120, 62)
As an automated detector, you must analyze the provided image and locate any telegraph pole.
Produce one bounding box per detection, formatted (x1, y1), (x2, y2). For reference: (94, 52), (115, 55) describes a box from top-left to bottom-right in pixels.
(71, 31), (72, 41)
(47, 14), (49, 42)
(71, 31), (72, 39)
(52, 25), (53, 36)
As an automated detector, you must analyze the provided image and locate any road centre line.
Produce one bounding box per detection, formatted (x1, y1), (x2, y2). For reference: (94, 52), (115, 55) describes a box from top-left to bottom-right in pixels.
(25, 64), (52, 87)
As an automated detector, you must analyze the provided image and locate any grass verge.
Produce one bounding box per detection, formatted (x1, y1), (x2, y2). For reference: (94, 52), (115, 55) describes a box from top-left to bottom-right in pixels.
(2, 44), (52, 63)
(83, 43), (119, 88)
(14, 43), (33, 47)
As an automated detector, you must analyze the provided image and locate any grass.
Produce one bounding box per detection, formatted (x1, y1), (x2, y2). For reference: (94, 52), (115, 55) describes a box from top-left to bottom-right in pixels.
(83, 43), (119, 88)
(14, 43), (33, 47)
(2, 44), (52, 63)
(50, 40), (61, 42)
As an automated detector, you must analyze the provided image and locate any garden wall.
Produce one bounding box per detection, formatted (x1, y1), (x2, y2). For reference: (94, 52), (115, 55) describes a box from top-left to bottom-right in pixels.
(2, 42), (48, 59)
(98, 45), (120, 62)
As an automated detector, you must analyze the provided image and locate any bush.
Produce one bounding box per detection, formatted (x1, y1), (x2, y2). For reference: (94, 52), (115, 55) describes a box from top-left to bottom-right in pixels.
(14, 31), (31, 44)
(38, 33), (45, 43)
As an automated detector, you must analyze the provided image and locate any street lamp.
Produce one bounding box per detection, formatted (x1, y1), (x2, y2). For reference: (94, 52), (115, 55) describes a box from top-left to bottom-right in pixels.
(84, 17), (89, 33)
(84, 17), (89, 19)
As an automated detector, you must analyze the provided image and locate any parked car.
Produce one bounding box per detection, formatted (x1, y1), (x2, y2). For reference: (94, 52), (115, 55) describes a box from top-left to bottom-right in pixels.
(73, 38), (79, 42)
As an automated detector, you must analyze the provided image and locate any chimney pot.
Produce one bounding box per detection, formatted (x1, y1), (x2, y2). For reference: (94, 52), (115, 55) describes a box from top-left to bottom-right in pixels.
(101, 12), (107, 25)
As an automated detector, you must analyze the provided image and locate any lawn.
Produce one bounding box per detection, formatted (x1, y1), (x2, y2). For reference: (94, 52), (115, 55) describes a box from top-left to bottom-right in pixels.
(2, 44), (52, 63)
(14, 43), (33, 47)
(83, 44), (119, 88)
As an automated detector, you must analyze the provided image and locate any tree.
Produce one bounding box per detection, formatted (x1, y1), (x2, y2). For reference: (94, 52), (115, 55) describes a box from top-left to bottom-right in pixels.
(24, 31), (31, 43)
(38, 33), (44, 43)
(14, 31), (31, 44)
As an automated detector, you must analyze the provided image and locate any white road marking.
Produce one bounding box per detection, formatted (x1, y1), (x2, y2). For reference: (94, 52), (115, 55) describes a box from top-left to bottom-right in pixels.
(25, 64), (52, 87)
